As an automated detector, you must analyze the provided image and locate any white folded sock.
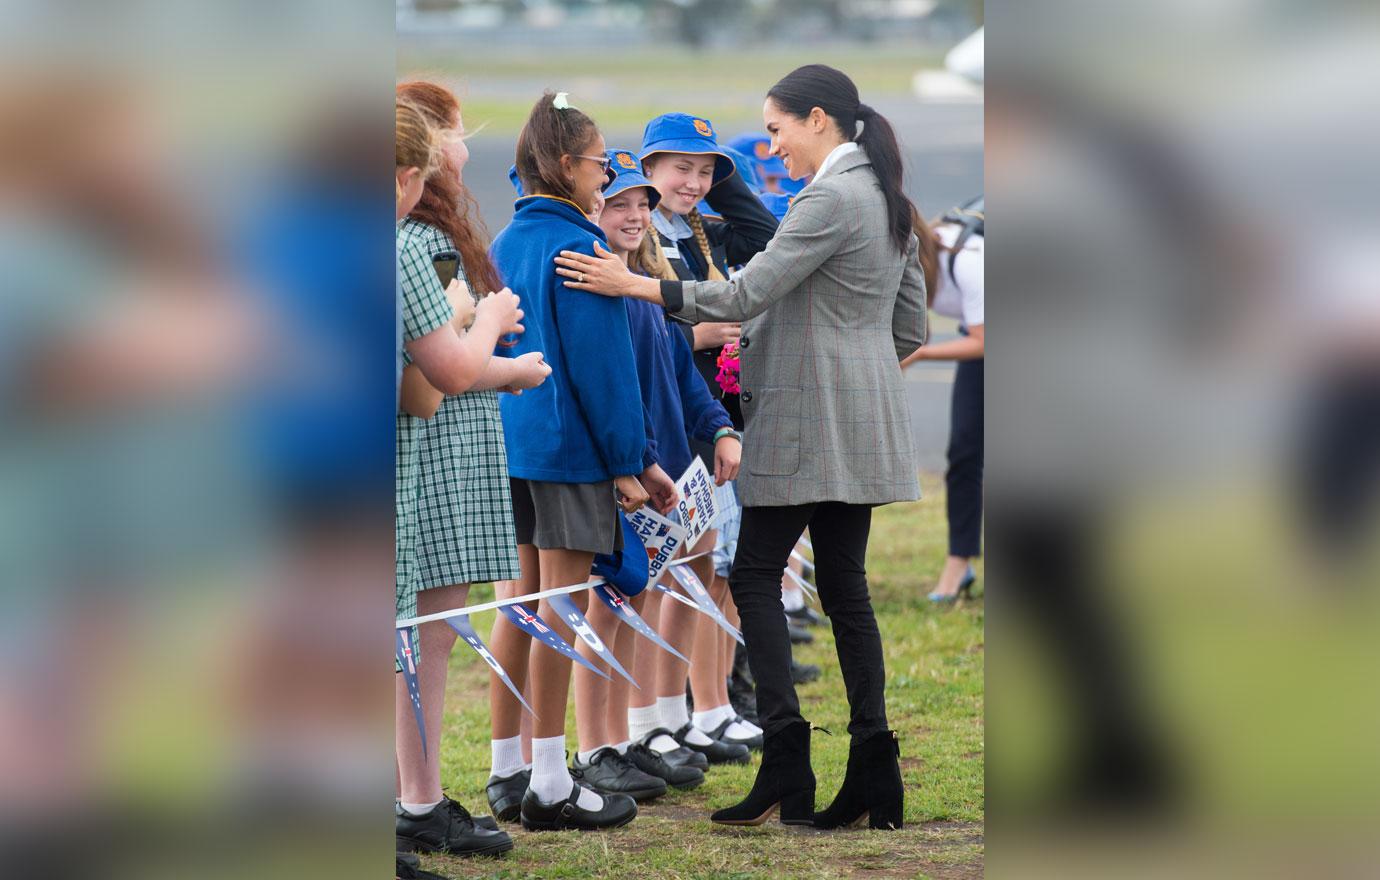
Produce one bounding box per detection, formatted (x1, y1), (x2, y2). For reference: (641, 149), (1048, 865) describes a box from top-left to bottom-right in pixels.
(724, 720), (760, 741)
(782, 585), (806, 612)
(529, 735), (603, 810)
(736, 717), (763, 736)
(659, 695), (712, 746)
(575, 745), (609, 765)
(613, 740), (631, 754)
(490, 735), (525, 779)
(692, 703), (732, 732)
(399, 798), (442, 816)
(627, 703), (662, 743)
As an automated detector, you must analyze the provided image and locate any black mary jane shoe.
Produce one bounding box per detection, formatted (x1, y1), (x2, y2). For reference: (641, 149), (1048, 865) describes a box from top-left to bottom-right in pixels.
(485, 768), (530, 823)
(708, 716), (763, 751)
(395, 797), (514, 857)
(519, 782), (638, 832)
(788, 622), (815, 645)
(709, 721), (815, 827)
(813, 729), (905, 831)
(626, 741), (705, 791)
(674, 722), (750, 765)
(638, 727), (709, 771)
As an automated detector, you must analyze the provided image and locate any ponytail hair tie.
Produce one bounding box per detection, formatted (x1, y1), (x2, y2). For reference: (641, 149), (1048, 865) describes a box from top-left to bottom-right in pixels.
(552, 92), (575, 111)
(857, 103), (876, 120)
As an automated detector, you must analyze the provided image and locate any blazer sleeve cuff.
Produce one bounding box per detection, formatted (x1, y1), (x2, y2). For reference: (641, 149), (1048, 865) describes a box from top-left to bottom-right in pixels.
(660, 280), (685, 315)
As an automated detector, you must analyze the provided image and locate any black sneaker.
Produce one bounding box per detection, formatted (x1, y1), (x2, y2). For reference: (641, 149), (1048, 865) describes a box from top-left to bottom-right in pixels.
(519, 782), (637, 831)
(396, 852), (450, 880)
(637, 727), (709, 771)
(571, 747), (668, 802)
(673, 722), (750, 765)
(395, 797), (514, 857)
(707, 716), (763, 751)
(485, 768), (530, 823)
(787, 622), (814, 644)
(625, 741), (705, 791)
(791, 658), (822, 684)
(787, 605), (824, 628)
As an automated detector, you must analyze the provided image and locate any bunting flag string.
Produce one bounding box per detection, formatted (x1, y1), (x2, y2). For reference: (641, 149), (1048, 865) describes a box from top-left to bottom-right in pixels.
(667, 563), (745, 646)
(499, 601), (608, 680)
(547, 592), (638, 687)
(395, 627), (427, 758)
(448, 615), (536, 717)
(784, 564), (819, 601)
(592, 581), (688, 662)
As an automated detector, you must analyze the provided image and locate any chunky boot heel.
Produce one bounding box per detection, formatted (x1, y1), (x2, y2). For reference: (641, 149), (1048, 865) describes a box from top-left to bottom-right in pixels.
(814, 730), (905, 831)
(779, 788), (817, 826)
(710, 721), (816, 827)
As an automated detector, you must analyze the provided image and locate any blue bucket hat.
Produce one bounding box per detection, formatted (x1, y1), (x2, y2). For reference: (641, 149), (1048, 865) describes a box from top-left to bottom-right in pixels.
(727, 133), (788, 179)
(640, 113), (735, 186)
(603, 149), (661, 209)
(696, 146), (761, 219)
(591, 516), (651, 597)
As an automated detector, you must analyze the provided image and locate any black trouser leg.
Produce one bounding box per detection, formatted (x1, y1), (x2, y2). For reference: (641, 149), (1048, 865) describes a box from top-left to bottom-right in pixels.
(809, 502), (888, 738)
(946, 357), (984, 558)
(729, 503), (816, 736)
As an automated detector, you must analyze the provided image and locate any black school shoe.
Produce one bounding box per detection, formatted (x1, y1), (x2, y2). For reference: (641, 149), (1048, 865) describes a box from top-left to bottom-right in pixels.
(787, 605), (824, 628)
(791, 658), (822, 684)
(637, 727), (709, 771)
(625, 741), (705, 790)
(674, 722), (750, 765)
(395, 797), (513, 857)
(519, 782), (638, 831)
(788, 622), (815, 644)
(571, 747), (668, 802)
(485, 768), (530, 823)
(396, 852), (450, 880)
(708, 716), (764, 751)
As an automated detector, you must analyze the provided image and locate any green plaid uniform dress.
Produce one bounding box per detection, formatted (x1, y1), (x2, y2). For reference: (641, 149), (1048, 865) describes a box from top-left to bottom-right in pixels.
(396, 234), (454, 626)
(399, 219), (520, 590)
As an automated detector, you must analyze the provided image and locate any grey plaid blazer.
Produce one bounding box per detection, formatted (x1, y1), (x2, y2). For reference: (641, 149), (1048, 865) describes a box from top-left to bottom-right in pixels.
(670, 147), (927, 507)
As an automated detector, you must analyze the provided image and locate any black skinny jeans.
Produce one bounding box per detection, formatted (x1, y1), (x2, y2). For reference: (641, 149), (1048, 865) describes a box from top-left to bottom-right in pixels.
(729, 502), (888, 740)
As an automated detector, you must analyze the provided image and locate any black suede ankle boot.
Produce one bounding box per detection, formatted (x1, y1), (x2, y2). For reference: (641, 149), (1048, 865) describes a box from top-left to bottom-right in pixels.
(813, 730), (904, 830)
(709, 721), (815, 826)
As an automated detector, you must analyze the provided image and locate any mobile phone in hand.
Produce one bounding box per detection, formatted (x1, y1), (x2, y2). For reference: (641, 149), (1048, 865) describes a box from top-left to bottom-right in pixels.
(432, 251), (459, 289)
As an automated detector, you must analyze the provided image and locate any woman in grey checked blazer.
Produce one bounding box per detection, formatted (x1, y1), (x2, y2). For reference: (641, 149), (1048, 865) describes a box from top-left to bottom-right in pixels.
(556, 64), (926, 831)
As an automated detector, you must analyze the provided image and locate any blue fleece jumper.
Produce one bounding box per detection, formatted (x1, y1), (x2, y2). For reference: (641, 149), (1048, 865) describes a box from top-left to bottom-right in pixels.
(625, 297), (731, 480)
(491, 195), (648, 482)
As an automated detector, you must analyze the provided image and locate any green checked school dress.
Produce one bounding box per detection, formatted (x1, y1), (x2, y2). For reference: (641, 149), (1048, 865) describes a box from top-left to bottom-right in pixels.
(396, 233), (453, 624)
(398, 219), (521, 592)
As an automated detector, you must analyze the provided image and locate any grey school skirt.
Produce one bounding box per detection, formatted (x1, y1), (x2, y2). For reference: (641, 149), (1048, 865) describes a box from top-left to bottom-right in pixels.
(510, 477), (624, 555)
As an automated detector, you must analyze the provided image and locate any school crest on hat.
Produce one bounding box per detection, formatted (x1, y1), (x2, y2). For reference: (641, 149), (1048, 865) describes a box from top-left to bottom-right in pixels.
(693, 118), (713, 137)
(754, 140), (771, 159)
(616, 151), (637, 169)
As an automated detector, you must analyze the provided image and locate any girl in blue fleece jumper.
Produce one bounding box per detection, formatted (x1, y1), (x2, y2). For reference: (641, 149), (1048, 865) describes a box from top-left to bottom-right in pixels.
(483, 93), (675, 832)
(576, 149), (743, 782)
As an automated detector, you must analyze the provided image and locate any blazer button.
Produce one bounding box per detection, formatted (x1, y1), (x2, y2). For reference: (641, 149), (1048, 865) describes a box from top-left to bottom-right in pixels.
(739, 335), (750, 349)
(741, 390), (753, 402)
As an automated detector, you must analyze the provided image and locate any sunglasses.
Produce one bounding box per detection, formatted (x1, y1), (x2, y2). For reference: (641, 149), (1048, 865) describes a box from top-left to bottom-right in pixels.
(575, 154), (612, 172)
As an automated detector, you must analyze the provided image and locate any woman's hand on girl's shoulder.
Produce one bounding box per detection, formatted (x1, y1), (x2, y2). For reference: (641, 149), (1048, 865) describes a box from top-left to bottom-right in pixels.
(554, 240), (635, 298)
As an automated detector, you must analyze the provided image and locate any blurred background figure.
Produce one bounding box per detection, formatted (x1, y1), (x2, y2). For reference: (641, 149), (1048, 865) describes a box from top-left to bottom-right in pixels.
(1, 3), (395, 878)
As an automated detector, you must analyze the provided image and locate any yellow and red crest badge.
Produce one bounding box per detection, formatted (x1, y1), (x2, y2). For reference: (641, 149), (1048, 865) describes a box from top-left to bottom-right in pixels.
(616, 152), (637, 169)
(754, 140), (771, 160)
(693, 118), (713, 137)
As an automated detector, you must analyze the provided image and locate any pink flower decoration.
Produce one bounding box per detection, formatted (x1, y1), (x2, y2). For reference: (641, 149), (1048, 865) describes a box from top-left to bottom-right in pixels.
(716, 343), (741, 395)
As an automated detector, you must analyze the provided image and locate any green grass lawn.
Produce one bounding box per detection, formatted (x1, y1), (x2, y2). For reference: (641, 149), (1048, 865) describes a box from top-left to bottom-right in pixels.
(422, 471), (984, 879)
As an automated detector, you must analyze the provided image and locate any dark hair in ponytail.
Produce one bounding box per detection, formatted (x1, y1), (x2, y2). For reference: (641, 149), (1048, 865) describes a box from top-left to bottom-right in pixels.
(766, 64), (915, 253)
(515, 91), (600, 205)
